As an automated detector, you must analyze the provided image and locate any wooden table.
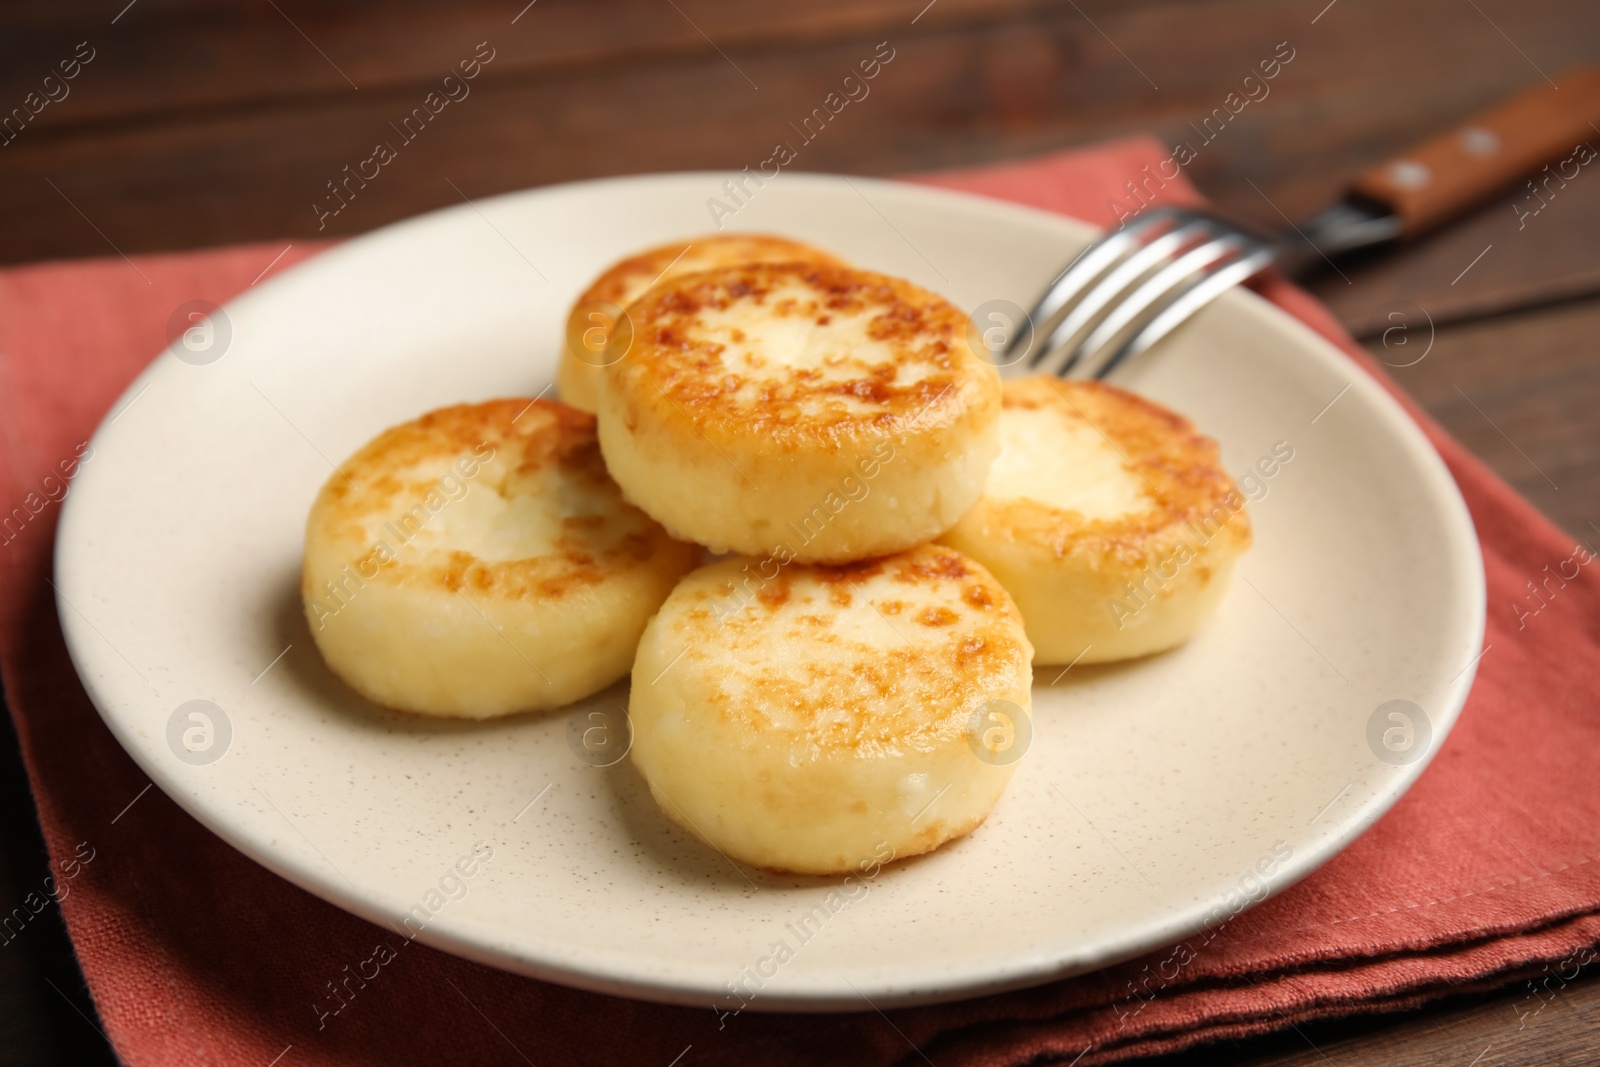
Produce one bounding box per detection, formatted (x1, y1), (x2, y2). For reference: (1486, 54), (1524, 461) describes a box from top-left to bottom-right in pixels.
(2, 1), (1596, 1063)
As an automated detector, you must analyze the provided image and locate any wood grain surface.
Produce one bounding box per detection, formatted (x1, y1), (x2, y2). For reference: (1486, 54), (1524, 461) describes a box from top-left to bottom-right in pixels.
(1, 0), (1596, 1064)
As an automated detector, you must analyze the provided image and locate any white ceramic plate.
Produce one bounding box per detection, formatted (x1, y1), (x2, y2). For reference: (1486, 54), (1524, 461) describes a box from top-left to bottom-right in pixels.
(56, 173), (1485, 1011)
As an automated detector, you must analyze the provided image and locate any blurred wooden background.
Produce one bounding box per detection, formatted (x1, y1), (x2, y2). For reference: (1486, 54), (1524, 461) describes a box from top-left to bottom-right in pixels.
(1, 0), (1598, 1064)
(0, 0), (1591, 254)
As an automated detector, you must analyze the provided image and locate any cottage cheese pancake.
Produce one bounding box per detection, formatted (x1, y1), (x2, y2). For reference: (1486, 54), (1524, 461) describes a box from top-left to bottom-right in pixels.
(598, 262), (1001, 564)
(629, 543), (1033, 875)
(939, 377), (1251, 664)
(302, 399), (699, 718)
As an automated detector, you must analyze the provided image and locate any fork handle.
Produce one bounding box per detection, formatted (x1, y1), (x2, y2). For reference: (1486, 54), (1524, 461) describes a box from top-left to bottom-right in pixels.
(1349, 66), (1600, 237)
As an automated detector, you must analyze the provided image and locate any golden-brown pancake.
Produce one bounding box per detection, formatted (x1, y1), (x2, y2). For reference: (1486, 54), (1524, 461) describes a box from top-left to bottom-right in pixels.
(302, 399), (699, 717)
(939, 376), (1251, 664)
(629, 543), (1033, 875)
(598, 262), (1001, 563)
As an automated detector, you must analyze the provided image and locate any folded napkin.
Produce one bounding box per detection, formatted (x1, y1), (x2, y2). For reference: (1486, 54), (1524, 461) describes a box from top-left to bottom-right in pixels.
(3, 136), (1598, 1067)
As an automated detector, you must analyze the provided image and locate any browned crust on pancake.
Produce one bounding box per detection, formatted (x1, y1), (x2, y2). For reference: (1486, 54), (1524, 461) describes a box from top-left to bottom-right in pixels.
(307, 399), (692, 603)
(607, 262), (998, 448)
(979, 376), (1251, 566)
(658, 544), (1031, 753)
(578, 233), (845, 310)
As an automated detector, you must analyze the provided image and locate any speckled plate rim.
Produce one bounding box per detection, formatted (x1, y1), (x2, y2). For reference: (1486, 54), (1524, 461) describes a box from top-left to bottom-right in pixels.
(54, 171), (1487, 1011)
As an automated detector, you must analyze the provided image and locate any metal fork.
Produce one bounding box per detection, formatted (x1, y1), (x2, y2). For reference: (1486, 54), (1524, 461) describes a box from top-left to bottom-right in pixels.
(1000, 207), (1275, 380)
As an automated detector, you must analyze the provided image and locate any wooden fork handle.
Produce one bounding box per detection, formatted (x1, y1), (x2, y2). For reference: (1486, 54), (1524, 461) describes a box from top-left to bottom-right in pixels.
(1349, 66), (1600, 237)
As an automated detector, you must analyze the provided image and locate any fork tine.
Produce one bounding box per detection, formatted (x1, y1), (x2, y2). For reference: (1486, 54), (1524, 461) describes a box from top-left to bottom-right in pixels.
(1066, 234), (1247, 377)
(1017, 206), (1184, 340)
(1031, 217), (1221, 378)
(1011, 206), (1190, 369)
(1091, 245), (1274, 380)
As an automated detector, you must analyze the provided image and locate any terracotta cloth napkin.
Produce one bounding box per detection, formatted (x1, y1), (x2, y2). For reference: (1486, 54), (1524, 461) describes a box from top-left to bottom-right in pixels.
(3, 136), (1598, 1067)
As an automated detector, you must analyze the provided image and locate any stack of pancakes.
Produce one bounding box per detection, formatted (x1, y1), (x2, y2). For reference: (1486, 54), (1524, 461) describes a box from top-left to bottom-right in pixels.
(302, 234), (1251, 875)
